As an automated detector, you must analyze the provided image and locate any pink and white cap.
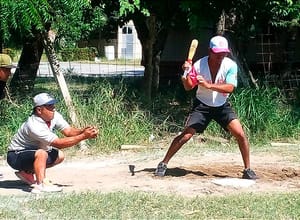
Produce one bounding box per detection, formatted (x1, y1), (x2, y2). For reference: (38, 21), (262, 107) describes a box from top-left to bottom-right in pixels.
(209, 36), (230, 53)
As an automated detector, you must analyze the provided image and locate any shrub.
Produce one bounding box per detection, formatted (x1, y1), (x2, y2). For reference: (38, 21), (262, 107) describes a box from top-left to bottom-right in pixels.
(60, 47), (98, 61)
(1, 80), (299, 156)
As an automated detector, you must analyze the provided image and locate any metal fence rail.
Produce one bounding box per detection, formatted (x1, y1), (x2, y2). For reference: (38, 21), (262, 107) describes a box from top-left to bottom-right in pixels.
(37, 61), (144, 78)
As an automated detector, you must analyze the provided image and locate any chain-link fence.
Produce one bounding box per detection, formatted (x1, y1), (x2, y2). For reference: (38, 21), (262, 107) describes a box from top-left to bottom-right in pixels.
(37, 61), (144, 78)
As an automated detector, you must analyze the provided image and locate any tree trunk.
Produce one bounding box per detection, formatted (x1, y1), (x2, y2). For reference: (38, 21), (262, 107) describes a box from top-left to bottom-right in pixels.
(133, 15), (156, 102)
(9, 34), (43, 97)
(151, 23), (169, 97)
(42, 31), (88, 150)
(216, 10), (226, 35)
(216, 11), (254, 88)
(152, 50), (161, 96)
(143, 41), (153, 102)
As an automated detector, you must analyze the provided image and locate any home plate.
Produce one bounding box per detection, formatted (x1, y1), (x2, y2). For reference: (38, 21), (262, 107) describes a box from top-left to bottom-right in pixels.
(211, 178), (256, 188)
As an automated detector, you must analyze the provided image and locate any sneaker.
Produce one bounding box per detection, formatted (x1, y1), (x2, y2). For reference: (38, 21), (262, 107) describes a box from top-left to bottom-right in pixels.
(242, 168), (258, 180)
(42, 178), (53, 185)
(31, 181), (62, 194)
(155, 162), (167, 176)
(15, 171), (36, 185)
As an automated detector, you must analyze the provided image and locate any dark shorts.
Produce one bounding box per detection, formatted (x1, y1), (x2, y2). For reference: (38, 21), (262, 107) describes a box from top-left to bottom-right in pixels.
(7, 147), (59, 172)
(185, 98), (237, 133)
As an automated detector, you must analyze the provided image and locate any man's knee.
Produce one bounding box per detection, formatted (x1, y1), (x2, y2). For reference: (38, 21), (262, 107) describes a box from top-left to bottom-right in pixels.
(177, 127), (196, 142)
(228, 119), (246, 137)
(35, 149), (49, 159)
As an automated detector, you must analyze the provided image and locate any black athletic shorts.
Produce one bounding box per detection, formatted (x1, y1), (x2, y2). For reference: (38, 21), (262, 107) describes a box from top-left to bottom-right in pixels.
(185, 98), (237, 133)
(7, 147), (59, 172)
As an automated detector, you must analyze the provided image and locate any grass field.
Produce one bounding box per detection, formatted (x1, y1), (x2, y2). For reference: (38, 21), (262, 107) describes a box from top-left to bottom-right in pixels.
(0, 138), (299, 219)
(0, 191), (299, 219)
(0, 77), (299, 219)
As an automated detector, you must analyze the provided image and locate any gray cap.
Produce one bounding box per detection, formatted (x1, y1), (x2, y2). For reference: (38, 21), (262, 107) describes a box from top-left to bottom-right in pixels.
(33, 93), (58, 107)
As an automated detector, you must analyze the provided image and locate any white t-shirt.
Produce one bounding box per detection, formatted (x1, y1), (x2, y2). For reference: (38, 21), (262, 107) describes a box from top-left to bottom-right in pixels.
(192, 56), (237, 107)
(8, 111), (70, 151)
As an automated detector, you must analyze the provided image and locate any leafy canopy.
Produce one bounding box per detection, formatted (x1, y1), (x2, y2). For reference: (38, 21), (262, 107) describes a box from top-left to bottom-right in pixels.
(268, 0), (300, 27)
(179, 0), (300, 36)
(0, 0), (107, 47)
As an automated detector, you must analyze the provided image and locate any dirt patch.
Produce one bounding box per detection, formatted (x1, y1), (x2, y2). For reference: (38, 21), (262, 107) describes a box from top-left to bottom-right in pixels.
(0, 148), (299, 197)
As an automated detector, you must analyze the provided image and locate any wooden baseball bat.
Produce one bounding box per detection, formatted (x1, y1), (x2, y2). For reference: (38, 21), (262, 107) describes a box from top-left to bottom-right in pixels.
(182, 39), (198, 79)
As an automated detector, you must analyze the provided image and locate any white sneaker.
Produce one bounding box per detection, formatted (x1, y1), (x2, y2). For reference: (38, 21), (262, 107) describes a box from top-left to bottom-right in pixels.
(31, 182), (63, 194)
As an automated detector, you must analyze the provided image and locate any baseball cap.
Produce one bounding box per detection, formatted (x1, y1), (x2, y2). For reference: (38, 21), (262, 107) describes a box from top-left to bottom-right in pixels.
(209, 36), (230, 53)
(33, 93), (58, 107)
(0, 54), (17, 68)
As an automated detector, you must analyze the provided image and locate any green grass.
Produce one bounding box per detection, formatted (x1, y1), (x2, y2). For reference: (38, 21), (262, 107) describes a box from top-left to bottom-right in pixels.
(0, 77), (299, 156)
(1, 79), (300, 219)
(0, 191), (299, 219)
(230, 87), (300, 143)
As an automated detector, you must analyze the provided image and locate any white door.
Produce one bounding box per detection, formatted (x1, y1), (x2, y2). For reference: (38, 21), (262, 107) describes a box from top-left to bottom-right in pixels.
(121, 26), (133, 59)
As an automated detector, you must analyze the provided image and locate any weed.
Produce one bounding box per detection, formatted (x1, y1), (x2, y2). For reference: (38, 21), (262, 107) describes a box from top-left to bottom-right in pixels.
(0, 79), (299, 155)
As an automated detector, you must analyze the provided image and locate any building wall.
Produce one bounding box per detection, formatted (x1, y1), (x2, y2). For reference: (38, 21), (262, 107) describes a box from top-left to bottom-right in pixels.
(80, 20), (142, 61)
(117, 20), (142, 60)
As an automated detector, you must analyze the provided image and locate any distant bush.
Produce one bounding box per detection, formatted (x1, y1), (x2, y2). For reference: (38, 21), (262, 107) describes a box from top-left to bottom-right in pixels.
(2, 48), (18, 61)
(60, 47), (98, 61)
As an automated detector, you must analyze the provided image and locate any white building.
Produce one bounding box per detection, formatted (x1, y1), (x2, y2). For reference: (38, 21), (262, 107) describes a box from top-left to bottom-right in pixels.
(117, 20), (142, 60)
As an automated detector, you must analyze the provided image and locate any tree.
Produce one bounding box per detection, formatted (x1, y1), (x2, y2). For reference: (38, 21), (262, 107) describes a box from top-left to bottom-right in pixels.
(181, 0), (300, 87)
(0, 0), (106, 97)
(94, 0), (187, 102)
(130, 1), (187, 100)
(2, 0), (299, 100)
(99, 0), (296, 98)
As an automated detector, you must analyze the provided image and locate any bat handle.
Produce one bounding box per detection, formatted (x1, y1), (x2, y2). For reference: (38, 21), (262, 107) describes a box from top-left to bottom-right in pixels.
(182, 70), (189, 79)
(182, 60), (192, 79)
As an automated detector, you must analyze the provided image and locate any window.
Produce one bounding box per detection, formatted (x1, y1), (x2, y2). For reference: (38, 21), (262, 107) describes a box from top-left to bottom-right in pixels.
(122, 27), (133, 34)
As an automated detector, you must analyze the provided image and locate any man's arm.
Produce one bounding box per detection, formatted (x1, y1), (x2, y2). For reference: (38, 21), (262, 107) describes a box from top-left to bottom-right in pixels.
(50, 126), (98, 149)
(196, 75), (235, 93)
(61, 127), (84, 137)
(181, 75), (195, 91)
(208, 83), (234, 93)
(181, 61), (198, 91)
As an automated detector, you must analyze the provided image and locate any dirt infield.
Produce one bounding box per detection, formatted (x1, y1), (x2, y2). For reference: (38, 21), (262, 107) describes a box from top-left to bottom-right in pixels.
(0, 145), (299, 196)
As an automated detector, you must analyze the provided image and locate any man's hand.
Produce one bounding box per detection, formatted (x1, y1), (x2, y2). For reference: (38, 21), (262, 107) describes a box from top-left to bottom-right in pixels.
(82, 126), (98, 139)
(182, 61), (192, 73)
(196, 75), (211, 89)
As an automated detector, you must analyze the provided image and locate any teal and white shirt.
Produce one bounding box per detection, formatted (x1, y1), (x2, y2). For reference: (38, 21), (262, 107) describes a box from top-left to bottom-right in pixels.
(192, 56), (237, 107)
(8, 111), (70, 151)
